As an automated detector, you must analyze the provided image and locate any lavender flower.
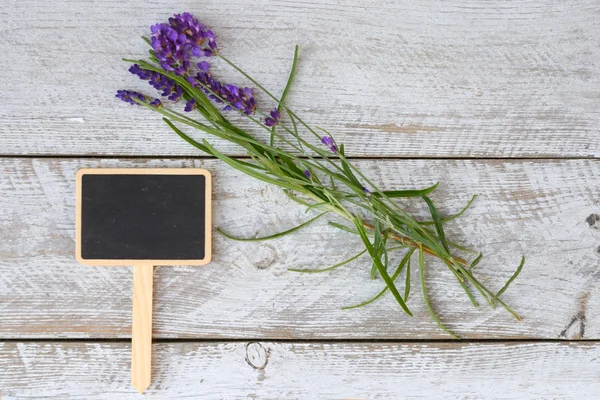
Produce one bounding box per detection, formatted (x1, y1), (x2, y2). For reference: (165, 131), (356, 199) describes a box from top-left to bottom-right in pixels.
(264, 108), (281, 127)
(304, 170), (312, 179)
(122, 14), (256, 116)
(150, 23), (192, 75)
(187, 61), (257, 115)
(362, 186), (371, 196)
(129, 64), (183, 101)
(134, 13), (254, 115)
(169, 13), (218, 57)
(168, 13), (206, 56)
(116, 90), (162, 108)
(150, 13), (218, 75)
(321, 136), (338, 153)
(203, 30), (218, 56)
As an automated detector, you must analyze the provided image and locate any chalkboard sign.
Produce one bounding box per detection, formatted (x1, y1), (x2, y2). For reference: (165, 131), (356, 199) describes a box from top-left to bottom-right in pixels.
(75, 168), (212, 393)
(76, 168), (212, 265)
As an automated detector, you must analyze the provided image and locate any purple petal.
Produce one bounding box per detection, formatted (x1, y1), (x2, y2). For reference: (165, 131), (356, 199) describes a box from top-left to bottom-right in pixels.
(321, 136), (334, 146)
(270, 108), (280, 120)
(198, 61), (210, 72)
(184, 98), (196, 112)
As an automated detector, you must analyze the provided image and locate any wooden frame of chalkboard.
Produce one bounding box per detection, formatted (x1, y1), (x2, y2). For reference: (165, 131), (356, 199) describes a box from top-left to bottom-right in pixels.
(75, 168), (212, 266)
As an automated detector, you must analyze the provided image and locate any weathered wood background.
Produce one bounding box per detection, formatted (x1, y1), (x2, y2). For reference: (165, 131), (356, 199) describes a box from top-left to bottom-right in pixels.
(1, 0), (599, 398)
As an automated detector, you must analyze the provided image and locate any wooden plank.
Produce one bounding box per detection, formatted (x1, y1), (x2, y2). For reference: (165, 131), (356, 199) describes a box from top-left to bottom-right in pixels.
(1, 0), (599, 157)
(1, 158), (599, 339)
(131, 265), (153, 393)
(1, 341), (599, 398)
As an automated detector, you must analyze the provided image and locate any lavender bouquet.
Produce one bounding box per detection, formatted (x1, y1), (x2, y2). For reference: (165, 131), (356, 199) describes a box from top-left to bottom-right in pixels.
(117, 12), (524, 338)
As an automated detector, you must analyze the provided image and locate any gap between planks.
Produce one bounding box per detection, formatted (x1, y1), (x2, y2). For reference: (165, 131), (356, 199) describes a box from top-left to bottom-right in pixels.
(0, 154), (598, 160)
(0, 338), (598, 344)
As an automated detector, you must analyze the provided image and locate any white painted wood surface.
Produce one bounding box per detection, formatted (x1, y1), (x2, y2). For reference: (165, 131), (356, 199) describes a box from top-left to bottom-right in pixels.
(1, 158), (598, 339)
(0, 0), (599, 157)
(2, 0), (599, 397)
(1, 341), (599, 399)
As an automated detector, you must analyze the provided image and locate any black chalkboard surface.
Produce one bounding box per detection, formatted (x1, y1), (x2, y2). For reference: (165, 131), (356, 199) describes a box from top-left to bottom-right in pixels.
(75, 168), (212, 265)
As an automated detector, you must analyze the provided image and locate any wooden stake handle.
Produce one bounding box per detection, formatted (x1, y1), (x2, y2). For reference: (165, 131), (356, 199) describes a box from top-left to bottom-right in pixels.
(131, 265), (154, 393)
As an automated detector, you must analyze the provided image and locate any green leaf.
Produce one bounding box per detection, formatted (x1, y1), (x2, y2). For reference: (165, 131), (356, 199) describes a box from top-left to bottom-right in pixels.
(354, 216), (413, 316)
(496, 256), (525, 297)
(285, 109), (304, 151)
(270, 45), (299, 147)
(469, 253), (483, 271)
(422, 195), (450, 254)
(465, 272), (522, 321)
(328, 221), (359, 234)
(217, 212), (327, 242)
(339, 144), (363, 190)
(202, 140), (303, 191)
(419, 245), (460, 339)
(376, 182), (439, 198)
(343, 248), (414, 309)
(370, 219), (383, 279)
(278, 153), (305, 178)
(404, 255), (411, 302)
(163, 118), (210, 153)
(289, 249), (366, 273)
(165, 119), (262, 171)
(421, 194), (477, 225)
(448, 260), (479, 308)
(304, 201), (330, 213)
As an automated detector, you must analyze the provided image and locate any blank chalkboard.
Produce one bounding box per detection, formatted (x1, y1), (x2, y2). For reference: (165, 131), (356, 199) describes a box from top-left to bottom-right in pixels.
(75, 168), (212, 393)
(76, 168), (212, 265)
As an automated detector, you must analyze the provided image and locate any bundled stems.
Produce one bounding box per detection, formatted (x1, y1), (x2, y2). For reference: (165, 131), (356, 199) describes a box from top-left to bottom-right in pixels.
(118, 13), (525, 338)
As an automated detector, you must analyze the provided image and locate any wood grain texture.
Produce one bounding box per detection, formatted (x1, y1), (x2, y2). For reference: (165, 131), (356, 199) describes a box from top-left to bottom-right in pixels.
(1, 341), (599, 399)
(131, 265), (153, 393)
(1, 0), (599, 157)
(1, 158), (599, 340)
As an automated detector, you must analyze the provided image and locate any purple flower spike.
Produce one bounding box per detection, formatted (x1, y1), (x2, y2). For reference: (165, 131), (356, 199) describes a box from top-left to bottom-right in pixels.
(264, 107), (281, 127)
(187, 66), (257, 115)
(150, 23), (192, 75)
(304, 170), (311, 179)
(150, 13), (218, 76)
(362, 186), (371, 196)
(321, 136), (338, 153)
(168, 13), (211, 58)
(142, 14), (255, 115)
(116, 90), (161, 108)
(129, 64), (183, 100)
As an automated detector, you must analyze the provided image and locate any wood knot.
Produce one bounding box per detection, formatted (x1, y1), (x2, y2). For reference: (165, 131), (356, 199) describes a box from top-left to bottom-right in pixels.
(559, 292), (589, 339)
(245, 342), (269, 370)
(586, 213), (600, 230)
(250, 244), (278, 269)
